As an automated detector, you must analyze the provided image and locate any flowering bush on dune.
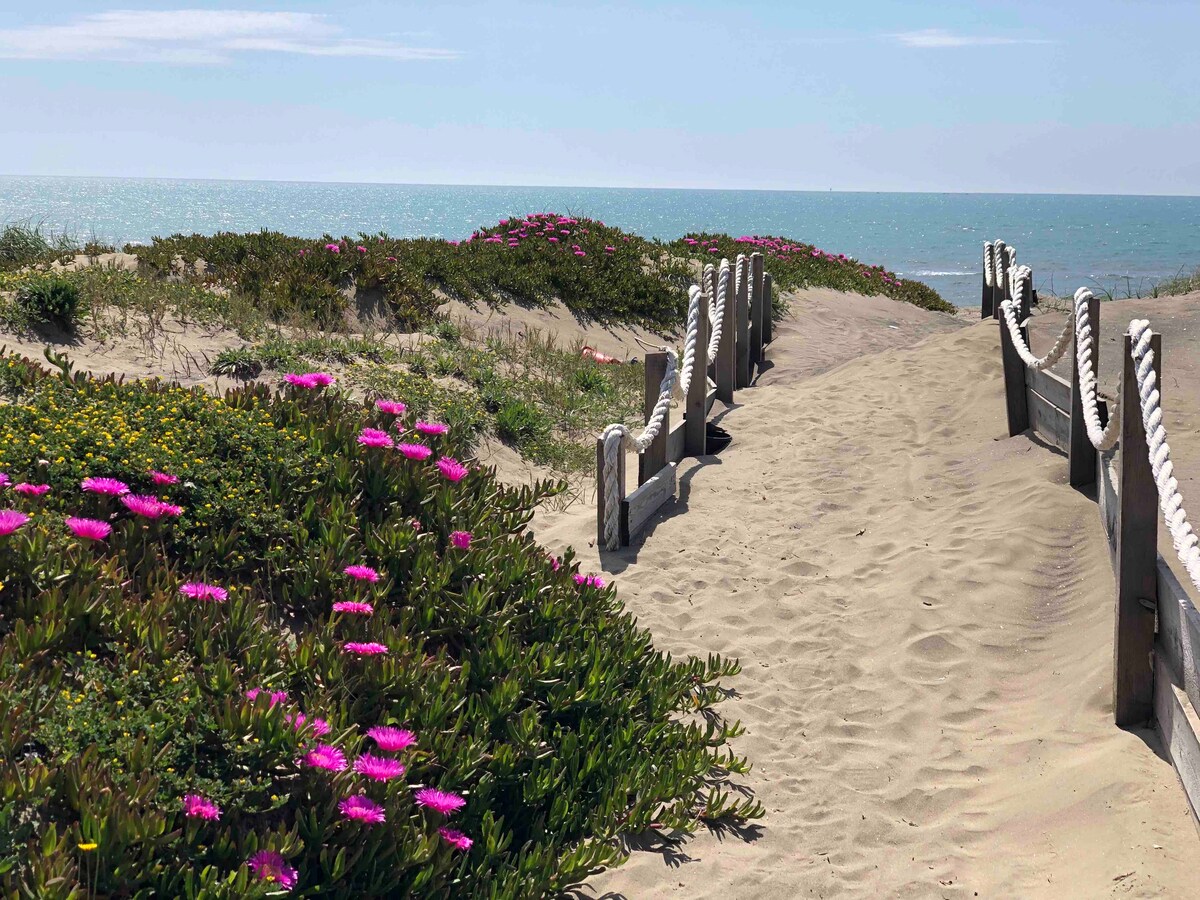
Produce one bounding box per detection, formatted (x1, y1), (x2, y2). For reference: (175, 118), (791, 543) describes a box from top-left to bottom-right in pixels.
(670, 232), (954, 313)
(0, 351), (757, 897)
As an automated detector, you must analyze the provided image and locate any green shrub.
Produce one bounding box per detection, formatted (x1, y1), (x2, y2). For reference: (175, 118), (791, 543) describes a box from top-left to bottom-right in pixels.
(0, 352), (758, 897)
(14, 276), (84, 329)
(0, 223), (75, 272)
(494, 399), (551, 447)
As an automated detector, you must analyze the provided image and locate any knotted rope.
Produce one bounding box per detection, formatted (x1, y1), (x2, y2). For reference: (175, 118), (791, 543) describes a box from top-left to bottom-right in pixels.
(1129, 320), (1200, 591)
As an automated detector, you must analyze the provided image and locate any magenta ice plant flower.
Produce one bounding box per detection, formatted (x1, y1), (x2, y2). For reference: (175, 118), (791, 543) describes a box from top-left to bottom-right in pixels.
(149, 470), (179, 485)
(245, 688), (289, 705)
(397, 443), (432, 461)
(375, 399), (407, 415)
(353, 753), (405, 781)
(182, 794), (221, 821)
(81, 476), (129, 496)
(366, 725), (417, 752)
(0, 473), (9, 487)
(439, 827), (473, 851)
(65, 516), (111, 541)
(0, 510), (30, 536)
(414, 787), (466, 815)
(436, 457), (468, 482)
(303, 744), (348, 772)
(343, 641), (388, 657)
(340, 795), (386, 824)
(285, 712), (331, 737)
(247, 850), (298, 890)
(332, 600), (374, 615)
(121, 495), (182, 519)
(357, 428), (394, 449)
(449, 530), (472, 550)
(574, 573), (606, 589)
(13, 483), (50, 496)
(343, 565), (380, 582)
(414, 420), (449, 436)
(179, 581), (228, 603)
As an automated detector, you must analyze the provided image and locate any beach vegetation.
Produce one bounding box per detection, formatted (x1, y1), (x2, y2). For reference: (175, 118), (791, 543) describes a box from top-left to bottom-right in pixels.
(0, 350), (758, 897)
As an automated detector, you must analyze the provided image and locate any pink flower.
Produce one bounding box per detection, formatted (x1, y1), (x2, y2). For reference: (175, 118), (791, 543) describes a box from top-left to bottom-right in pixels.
(81, 476), (129, 496)
(356, 245), (367, 254)
(375, 399), (407, 415)
(303, 743), (348, 772)
(386, 255), (397, 262)
(284, 372), (335, 390)
(246, 688), (289, 706)
(285, 712), (331, 737)
(149, 470), (178, 485)
(180, 581), (228, 603)
(353, 753), (406, 781)
(65, 516), (111, 541)
(439, 827), (473, 851)
(414, 787), (466, 815)
(340, 795), (386, 824)
(121, 494), (181, 519)
(436, 457), (468, 482)
(450, 530), (472, 550)
(308, 371), (335, 387)
(366, 726), (417, 753)
(574, 573), (606, 589)
(332, 600), (374, 615)
(343, 641), (389, 657)
(343, 565), (380, 582)
(550, 556), (561, 572)
(247, 850), (298, 890)
(182, 794), (221, 821)
(574, 251), (586, 257)
(397, 443), (432, 461)
(0, 510), (30, 536)
(0, 473), (9, 487)
(326, 243), (341, 253)
(357, 427), (394, 449)
(414, 421), (449, 436)
(14, 483), (50, 496)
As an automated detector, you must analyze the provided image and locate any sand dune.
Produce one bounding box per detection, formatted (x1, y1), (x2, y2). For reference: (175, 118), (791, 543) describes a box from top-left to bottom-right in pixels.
(533, 291), (1196, 898)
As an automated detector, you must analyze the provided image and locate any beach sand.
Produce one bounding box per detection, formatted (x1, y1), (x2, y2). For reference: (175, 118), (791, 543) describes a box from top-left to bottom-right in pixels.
(530, 290), (1197, 898)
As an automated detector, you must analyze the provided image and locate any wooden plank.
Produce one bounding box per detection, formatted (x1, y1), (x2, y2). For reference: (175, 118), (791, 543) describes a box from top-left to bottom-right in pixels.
(705, 385), (716, 416)
(1026, 388), (1070, 452)
(715, 264), (735, 404)
(1027, 365), (1070, 413)
(1113, 331), (1160, 726)
(999, 317), (1029, 436)
(749, 252), (764, 369)
(639, 352), (669, 486)
(621, 462), (677, 542)
(735, 257), (751, 389)
(762, 272), (774, 345)
(595, 436), (625, 548)
(684, 288), (709, 456)
(1070, 292), (1100, 487)
(1098, 445), (1119, 562)
(665, 418), (686, 466)
(1156, 557), (1200, 719)
(1154, 651), (1200, 827)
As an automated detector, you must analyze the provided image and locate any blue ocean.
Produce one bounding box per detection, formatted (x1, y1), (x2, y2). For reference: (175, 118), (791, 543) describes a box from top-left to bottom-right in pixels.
(2, 176), (1198, 307)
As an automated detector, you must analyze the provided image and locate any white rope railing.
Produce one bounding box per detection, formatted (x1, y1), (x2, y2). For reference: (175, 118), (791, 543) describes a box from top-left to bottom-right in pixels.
(999, 265), (1073, 371)
(1130, 320), (1200, 591)
(984, 242), (995, 288)
(598, 259), (734, 550)
(1072, 287), (1122, 451)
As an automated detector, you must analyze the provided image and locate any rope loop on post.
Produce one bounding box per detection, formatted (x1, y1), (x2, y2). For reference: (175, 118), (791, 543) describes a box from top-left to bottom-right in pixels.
(984, 242), (994, 288)
(998, 265), (1073, 371)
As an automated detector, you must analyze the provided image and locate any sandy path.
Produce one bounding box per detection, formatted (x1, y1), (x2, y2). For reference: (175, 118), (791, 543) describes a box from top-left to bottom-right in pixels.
(537, 295), (1196, 898)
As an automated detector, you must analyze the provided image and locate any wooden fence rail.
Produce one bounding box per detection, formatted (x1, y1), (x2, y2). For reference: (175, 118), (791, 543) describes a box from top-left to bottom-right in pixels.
(992, 242), (1200, 825)
(597, 252), (774, 549)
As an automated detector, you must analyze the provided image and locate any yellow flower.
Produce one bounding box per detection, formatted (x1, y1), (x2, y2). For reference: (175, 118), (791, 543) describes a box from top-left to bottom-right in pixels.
(78, 842), (98, 852)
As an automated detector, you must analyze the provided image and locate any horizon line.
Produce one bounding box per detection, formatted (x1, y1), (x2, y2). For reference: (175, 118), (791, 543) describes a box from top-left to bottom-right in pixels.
(1, 172), (1198, 200)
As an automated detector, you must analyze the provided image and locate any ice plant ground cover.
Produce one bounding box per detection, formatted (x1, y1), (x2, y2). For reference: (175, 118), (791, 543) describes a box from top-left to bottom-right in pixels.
(0, 352), (759, 897)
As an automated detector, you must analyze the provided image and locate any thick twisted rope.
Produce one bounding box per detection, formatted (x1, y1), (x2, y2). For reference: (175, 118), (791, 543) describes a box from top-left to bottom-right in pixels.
(707, 260), (730, 360)
(677, 285), (702, 398)
(999, 265), (1073, 371)
(994, 240), (1008, 298)
(984, 242), (995, 288)
(1129, 320), (1200, 591)
(1073, 287), (1122, 451)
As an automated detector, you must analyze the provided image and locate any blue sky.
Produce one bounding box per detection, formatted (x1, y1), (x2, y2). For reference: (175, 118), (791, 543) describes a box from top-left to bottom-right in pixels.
(1, 2), (1198, 193)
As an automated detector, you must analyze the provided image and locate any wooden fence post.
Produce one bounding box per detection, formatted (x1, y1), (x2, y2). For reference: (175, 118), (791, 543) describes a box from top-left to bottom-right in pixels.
(762, 272), (774, 346)
(1069, 293), (1100, 487)
(749, 252), (765, 369)
(736, 258), (751, 389)
(998, 270), (1029, 436)
(715, 265), (735, 403)
(981, 244), (994, 319)
(992, 240), (1007, 320)
(640, 351), (669, 486)
(596, 436), (625, 548)
(1113, 330), (1160, 726)
(684, 291), (709, 455)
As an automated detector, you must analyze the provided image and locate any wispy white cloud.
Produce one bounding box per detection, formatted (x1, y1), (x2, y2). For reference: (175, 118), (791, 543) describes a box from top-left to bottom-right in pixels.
(891, 28), (1052, 49)
(0, 10), (460, 63)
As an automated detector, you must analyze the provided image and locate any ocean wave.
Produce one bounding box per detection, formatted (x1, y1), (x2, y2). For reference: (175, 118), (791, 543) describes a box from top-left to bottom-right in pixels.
(905, 270), (978, 277)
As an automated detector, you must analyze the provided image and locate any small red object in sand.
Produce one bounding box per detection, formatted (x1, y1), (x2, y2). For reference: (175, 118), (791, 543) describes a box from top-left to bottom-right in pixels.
(581, 346), (622, 364)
